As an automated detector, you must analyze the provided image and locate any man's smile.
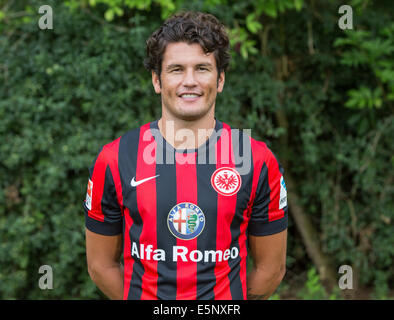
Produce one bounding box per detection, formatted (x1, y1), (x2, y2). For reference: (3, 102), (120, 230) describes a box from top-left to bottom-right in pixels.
(178, 92), (203, 102)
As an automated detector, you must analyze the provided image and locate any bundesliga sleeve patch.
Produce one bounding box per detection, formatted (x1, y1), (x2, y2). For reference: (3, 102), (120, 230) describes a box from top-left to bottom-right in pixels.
(279, 176), (287, 210)
(85, 179), (93, 210)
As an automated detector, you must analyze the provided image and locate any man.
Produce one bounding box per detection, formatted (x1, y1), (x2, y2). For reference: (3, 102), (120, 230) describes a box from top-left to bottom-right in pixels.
(84, 11), (288, 300)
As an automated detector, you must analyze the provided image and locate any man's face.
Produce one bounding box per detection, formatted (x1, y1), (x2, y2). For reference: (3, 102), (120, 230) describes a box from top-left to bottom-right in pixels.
(152, 42), (225, 121)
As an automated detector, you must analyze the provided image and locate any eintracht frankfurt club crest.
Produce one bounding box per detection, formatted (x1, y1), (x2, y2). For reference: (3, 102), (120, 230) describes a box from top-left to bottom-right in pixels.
(167, 202), (205, 240)
(211, 167), (242, 196)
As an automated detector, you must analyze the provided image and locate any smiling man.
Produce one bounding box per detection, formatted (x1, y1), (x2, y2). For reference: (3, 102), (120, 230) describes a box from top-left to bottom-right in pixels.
(158, 42), (221, 121)
(84, 11), (288, 300)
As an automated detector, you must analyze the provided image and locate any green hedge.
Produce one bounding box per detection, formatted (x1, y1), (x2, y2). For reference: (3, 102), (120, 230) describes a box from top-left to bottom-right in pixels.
(0, 0), (392, 299)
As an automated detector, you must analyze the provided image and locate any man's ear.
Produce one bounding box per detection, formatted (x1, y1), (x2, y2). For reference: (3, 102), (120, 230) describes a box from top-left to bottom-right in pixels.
(217, 71), (225, 93)
(152, 71), (161, 94)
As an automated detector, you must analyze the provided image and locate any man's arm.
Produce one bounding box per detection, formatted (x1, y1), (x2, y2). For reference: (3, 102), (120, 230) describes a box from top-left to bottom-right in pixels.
(247, 229), (287, 300)
(85, 228), (124, 300)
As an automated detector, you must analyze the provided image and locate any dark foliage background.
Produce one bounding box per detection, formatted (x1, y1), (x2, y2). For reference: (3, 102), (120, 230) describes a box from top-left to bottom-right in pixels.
(0, 0), (392, 299)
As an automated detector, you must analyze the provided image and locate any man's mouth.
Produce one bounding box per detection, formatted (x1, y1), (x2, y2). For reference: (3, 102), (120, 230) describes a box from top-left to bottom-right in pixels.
(178, 92), (202, 101)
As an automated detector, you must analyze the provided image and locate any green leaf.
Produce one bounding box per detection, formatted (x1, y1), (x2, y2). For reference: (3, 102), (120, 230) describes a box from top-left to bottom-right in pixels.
(246, 13), (263, 34)
(114, 7), (124, 16)
(240, 44), (248, 59)
(264, 2), (277, 18)
(104, 9), (114, 21)
(294, 0), (303, 11)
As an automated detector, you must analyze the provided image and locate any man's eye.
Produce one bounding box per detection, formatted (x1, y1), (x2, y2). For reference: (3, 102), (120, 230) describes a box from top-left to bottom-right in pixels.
(171, 68), (182, 72)
(198, 67), (208, 71)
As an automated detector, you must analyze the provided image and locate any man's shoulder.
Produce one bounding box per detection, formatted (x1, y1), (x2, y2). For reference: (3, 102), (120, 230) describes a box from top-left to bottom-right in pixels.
(98, 121), (152, 160)
(220, 120), (272, 161)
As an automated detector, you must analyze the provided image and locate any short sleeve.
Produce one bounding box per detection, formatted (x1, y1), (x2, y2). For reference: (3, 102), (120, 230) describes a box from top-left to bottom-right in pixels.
(83, 147), (123, 236)
(248, 148), (288, 236)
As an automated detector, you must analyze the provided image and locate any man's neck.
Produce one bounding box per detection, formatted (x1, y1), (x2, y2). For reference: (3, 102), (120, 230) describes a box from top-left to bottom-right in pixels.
(158, 113), (216, 150)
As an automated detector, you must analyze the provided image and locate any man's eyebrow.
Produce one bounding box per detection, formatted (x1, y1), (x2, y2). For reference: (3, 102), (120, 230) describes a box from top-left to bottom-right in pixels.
(165, 63), (214, 70)
(196, 63), (214, 68)
(165, 64), (183, 71)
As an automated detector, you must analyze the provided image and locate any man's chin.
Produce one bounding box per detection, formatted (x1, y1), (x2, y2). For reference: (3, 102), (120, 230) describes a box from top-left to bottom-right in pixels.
(176, 113), (206, 122)
(170, 106), (213, 122)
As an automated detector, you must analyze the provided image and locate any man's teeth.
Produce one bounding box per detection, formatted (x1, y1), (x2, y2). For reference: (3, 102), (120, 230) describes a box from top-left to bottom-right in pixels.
(181, 94), (199, 98)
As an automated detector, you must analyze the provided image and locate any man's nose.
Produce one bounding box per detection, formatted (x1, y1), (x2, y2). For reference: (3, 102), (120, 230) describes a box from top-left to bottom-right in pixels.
(182, 69), (198, 86)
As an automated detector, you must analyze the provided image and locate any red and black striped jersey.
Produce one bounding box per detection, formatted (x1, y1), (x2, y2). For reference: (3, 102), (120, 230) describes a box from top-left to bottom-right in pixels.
(83, 119), (288, 300)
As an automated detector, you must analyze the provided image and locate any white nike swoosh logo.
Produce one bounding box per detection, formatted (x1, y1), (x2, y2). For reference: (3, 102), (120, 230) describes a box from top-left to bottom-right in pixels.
(131, 175), (159, 187)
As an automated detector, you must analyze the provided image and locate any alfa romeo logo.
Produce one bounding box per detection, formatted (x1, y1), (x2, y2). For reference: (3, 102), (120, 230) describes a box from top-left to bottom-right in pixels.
(211, 167), (241, 196)
(167, 202), (205, 240)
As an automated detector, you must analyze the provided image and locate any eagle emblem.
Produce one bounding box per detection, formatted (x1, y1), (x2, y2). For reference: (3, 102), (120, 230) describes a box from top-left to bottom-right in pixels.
(211, 167), (242, 196)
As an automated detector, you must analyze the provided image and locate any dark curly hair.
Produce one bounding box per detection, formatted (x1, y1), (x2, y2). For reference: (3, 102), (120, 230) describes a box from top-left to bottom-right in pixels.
(144, 11), (230, 81)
